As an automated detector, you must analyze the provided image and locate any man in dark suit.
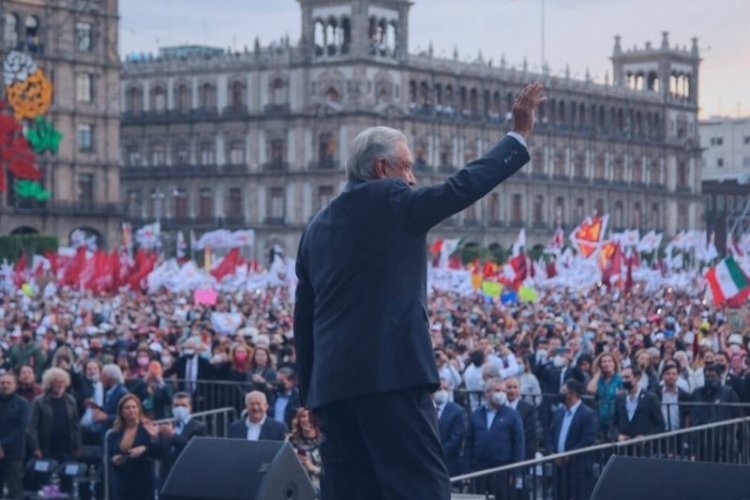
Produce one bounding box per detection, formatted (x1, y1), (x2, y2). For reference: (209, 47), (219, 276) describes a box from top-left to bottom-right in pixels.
(546, 379), (597, 500)
(294, 82), (544, 499)
(163, 337), (212, 406)
(158, 392), (207, 478)
(228, 391), (287, 441)
(505, 376), (537, 460)
(610, 366), (665, 441)
(92, 364), (128, 433)
(539, 345), (585, 434)
(433, 384), (466, 478)
(655, 362), (691, 431)
(271, 367), (301, 430)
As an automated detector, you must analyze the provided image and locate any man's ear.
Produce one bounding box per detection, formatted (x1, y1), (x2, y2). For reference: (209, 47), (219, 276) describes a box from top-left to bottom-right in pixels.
(374, 159), (387, 179)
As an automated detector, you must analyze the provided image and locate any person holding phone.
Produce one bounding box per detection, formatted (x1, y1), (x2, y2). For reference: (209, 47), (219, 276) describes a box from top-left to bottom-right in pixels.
(288, 408), (322, 494)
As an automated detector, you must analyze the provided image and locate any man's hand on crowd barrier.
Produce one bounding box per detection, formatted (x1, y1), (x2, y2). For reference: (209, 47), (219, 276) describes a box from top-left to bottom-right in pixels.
(512, 81), (546, 139)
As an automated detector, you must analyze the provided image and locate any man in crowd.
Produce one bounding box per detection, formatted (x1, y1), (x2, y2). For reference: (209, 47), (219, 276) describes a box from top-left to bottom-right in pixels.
(159, 392), (207, 477)
(228, 391), (286, 441)
(164, 337), (212, 400)
(16, 365), (42, 404)
(715, 351), (744, 402)
(656, 362), (691, 431)
(7, 327), (45, 380)
(76, 360), (105, 445)
(547, 379), (596, 500)
(611, 366), (665, 441)
(434, 381), (466, 477)
(94, 364), (128, 432)
(691, 364), (742, 426)
(272, 367), (300, 429)
(505, 376), (537, 460)
(294, 82), (544, 499)
(0, 372), (30, 499)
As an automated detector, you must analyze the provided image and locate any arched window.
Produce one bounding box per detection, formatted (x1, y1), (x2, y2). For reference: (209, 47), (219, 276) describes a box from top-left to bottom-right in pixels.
(533, 196), (544, 225)
(126, 87), (143, 114)
(151, 86), (166, 112)
(228, 141), (245, 165)
(511, 194), (523, 225)
(229, 80), (245, 108)
(24, 15), (40, 51)
(318, 132), (336, 168)
(199, 142), (215, 165)
(176, 83), (191, 112)
(198, 188), (213, 219)
(198, 83), (216, 111)
(4, 13), (18, 47)
(271, 78), (286, 105)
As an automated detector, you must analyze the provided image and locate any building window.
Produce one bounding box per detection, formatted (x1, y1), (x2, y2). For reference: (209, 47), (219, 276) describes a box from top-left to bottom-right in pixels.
(744, 136), (750, 145)
(489, 193), (500, 224)
(198, 188), (213, 218)
(151, 86), (166, 112)
(77, 124), (93, 152)
(575, 198), (585, 222)
(533, 196), (544, 225)
(633, 202), (642, 228)
(24, 16), (40, 52)
(613, 156), (624, 182)
(173, 142), (190, 165)
(717, 158), (724, 168)
(270, 138), (285, 163)
(651, 203), (660, 229)
(554, 197), (565, 225)
(151, 144), (166, 166)
(317, 185), (334, 212)
(228, 141), (245, 165)
(595, 199), (605, 215)
(4, 13), (19, 47)
(126, 145), (141, 167)
(76, 73), (93, 102)
(270, 187), (284, 219)
(228, 188), (243, 216)
(229, 80), (245, 108)
(76, 22), (92, 51)
(77, 174), (94, 204)
(554, 150), (565, 177)
(614, 201), (624, 228)
(198, 83), (216, 111)
(573, 151), (585, 178)
(711, 137), (724, 146)
(200, 142), (215, 165)
(594, 153), (605, 180)
(126, 87), (143, 114)
(176, 84), (190, 112)
(271, 77), (286, 105)
(174, 188), (188, 219)
(743, 157), (750, 168)
(511, 194), (523, 224)
(318, 132), (336, 168)
(632, 159), (642, 184)
(126, 190), (140, 217)
(465, 204), (477, 225)
(677, 162), (689, 186)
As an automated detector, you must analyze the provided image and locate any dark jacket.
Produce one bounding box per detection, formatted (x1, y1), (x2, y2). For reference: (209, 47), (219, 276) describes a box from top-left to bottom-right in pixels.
(610, 389), (665, 440)
(466, 405), (525, 470)
(159, 418), (207, 475)
(655, 386), (692, 430)
(0, 393), (31, 459)
(271, 388), (301, 430)
(512, 398), (538, 460)
(131, 379), (173, 420)
(294, 135), (530, 408)
(164, 356), (213, 392)
(102, 383), (129, 431)
(437, 401), (466, 477)
(546, 402), (597, 500)
(29, 393), (82, 456)
(227, 417), (287, 441)
(107, 424), (159, 499)
(691, 384), (742, 425)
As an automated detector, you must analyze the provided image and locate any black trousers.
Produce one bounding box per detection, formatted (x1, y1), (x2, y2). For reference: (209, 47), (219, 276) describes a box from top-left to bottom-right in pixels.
(318, 386), (451, 500)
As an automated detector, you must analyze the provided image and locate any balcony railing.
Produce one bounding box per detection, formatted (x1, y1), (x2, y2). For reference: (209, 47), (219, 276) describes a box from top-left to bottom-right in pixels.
(261, 161), (289, 172)
(11, 200), (123, 216)
(263, 103), (290, 115)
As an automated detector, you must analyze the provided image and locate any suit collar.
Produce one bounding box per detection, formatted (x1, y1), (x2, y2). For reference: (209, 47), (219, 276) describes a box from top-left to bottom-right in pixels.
(344, 179), (366, 192)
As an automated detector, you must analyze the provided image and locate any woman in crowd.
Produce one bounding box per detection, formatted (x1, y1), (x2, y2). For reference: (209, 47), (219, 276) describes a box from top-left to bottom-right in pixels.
(248, 345), (276, 396)
(132, 361), (173, 419)
(130, 347), (152, 379)
(209, 344), (232, 381)
(29, 367), (81, 461)
(587, 353), (621, 439)
(51, 346), (81, 394)
(288, 408), (322, 494)
(518, 356), (542, 406)
(107, 394), (160, 500)
(229, 344), (253, 382)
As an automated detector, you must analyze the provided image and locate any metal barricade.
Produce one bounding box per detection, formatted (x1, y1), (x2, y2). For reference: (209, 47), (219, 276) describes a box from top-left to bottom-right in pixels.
(102, 406), (236, 500)
(451, 415), (750, 500)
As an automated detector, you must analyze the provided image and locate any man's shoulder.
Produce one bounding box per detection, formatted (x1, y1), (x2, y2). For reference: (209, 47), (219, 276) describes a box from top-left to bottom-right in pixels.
(445, 401), (466, 416)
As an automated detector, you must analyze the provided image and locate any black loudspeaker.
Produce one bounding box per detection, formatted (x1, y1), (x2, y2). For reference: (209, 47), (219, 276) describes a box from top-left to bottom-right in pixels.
(161, 438), (316, 500)
(591, 456), (750, 500)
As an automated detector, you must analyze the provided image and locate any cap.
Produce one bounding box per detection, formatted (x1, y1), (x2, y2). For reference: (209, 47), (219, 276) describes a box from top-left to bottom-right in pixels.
(728, 333), (743, 346)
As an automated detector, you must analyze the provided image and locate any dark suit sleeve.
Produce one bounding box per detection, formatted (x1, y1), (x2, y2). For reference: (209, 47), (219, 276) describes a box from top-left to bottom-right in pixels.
(523, 404), (538, 458)
(464, 414), (475, 471)
(389, 135), (529, 233)
(570, 409), (597, 449)
(163, 359), (180, 379)
(171, 421), (207, 452)
(648, 393), (665, 434)
(729, 388), (743, 419)
(546, 410), (559, 454)
(609, 397), (623, 441)
(293, 232), (315, 408)
(512, 412), (525, 463)
(443, 407), (466, 458)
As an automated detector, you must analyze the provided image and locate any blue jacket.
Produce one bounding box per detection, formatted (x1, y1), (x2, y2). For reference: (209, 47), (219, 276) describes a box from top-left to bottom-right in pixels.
(546, 402), (597, 453)
(466, 405), (525, 470)
(438, 401), (467, 476)
(0, 394), (30, 459)
(294, 136), (530, 408)
(102, 384), (129, 432)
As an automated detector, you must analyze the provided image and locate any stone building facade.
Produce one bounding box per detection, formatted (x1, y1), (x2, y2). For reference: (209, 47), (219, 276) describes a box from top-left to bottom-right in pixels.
(120, 0), (703, 258)
(0, 0), (121, 247)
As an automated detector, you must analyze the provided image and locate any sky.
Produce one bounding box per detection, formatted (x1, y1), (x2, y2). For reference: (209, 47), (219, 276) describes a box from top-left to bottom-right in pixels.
(119, 0), (750, 119)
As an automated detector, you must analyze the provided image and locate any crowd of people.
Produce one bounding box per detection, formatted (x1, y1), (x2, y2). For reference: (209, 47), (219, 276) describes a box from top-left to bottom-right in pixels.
(0, 282), (749, 498)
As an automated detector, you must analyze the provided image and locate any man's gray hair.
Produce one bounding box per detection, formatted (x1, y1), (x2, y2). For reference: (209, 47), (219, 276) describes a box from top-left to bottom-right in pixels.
(102, 364), (124, 385)
(346, 126), (408, 182)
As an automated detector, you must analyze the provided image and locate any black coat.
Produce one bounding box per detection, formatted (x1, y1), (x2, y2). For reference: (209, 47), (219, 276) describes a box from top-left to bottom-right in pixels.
(159, 418), (207, 475)
(546, 402), (597, 500)
(437, 401), (466, 477)
(164, 356), (213, 390)
(513, 399), (538, 460)
(691, 385), (742, 425)
(294, 135), (530, 408)
(610, 390), (665, 440)
(0, 393), (30, 459)
(270, 388), (301, 430)
(107, 424), (159, 499)
(227, 418), (287, 441)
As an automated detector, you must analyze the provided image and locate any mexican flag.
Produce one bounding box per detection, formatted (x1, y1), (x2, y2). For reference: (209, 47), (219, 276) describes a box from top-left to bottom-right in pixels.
(705, 256), (750, 306)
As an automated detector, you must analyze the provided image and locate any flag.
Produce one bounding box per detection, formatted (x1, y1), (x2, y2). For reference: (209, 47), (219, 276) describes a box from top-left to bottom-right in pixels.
(705, 256), (750, 306)
(637, 230), (663, 253)
(122, 222), (132, 248)
(211, 248), (242, 281)
(135, 222), (161, 249)
(570, 214), (608, 258)
(546, 258), (557, 278)
(176, 231), (187, 260)
(509, 254), (527, 288)
(599, 241), (623, 287)
(512, 228), (526, 257)
(546, 227), (564, 253)
(13, 254), (27, 287)
(624, 253), (634, 293)
(439, 239), (460, 269)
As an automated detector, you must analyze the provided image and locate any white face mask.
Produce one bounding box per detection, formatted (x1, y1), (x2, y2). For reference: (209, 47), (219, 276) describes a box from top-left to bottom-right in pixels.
(433, 390), (449, 405)
(172, 406), (190, 423)
(730, 344), (740, 354)
(491, 391), (507, 407)
(553, 355), (566, 368)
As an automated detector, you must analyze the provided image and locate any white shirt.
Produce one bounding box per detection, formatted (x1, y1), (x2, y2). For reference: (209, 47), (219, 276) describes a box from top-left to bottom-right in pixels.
(626, 391), (640, 422)
(80, 380), (104, 428)
(246, 416), (266, 441)
(507, 398), (519, 411)
(185, 356), (198, 383)
(660, 386), (680, 431)
(435, 402), (445, 421)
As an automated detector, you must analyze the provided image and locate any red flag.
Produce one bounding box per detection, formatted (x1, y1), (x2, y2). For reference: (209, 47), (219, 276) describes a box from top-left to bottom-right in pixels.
(127, 249), (156, 291)
(44, 251), (58, 276)
(211, 248), (242, 281)
(13, 254), (27, 286)
(624, 254), (634, 293)
(509, 254), (527, 288)
(110, 250), (121, 291)
(546, 259), (557, 278)
(599, 242), (623, 288)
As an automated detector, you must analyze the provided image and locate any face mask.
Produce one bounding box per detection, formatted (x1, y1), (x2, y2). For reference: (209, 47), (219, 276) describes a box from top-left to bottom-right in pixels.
(491, 391), (507, 407)
(161, 356), (173, 366)
(212, 354), (226, 364)
(234, 351), (248, 362)
(183, 349), (195, 357)
(553, 356), (566, 368)
(622, 381), (634, 391)
(137, 357), (149, 367)
(22, 335), (31, 344)
(729, 345), (740, 354)
(172, 406), (190, 423)
(434, 390), (449, 405)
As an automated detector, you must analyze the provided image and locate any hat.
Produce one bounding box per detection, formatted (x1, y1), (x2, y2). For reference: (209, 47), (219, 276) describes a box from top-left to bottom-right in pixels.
(728, 333), (743, 346)
(699, 321), (710, 332)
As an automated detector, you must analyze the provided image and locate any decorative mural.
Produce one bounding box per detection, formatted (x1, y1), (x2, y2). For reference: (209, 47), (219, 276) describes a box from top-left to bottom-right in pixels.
(0, 50), (61, 201)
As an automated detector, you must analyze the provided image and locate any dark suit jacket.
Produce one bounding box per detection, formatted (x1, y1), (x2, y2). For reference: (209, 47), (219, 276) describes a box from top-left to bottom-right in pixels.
(513, 399), (538, 460)
(541, 364), (585, 395)
(437, 401), (466, 476)
(610, 389), (665, 439)
(227, 418), (287, 441)
(466, 405), (525, 470)
(546, 402), (597, 500)
(160, 418), (207, 474)
(294, 135), (530, 408)
(102, 384), (129, 431)
(164, 356), (213, 392)
(271, 388), (301, 430)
